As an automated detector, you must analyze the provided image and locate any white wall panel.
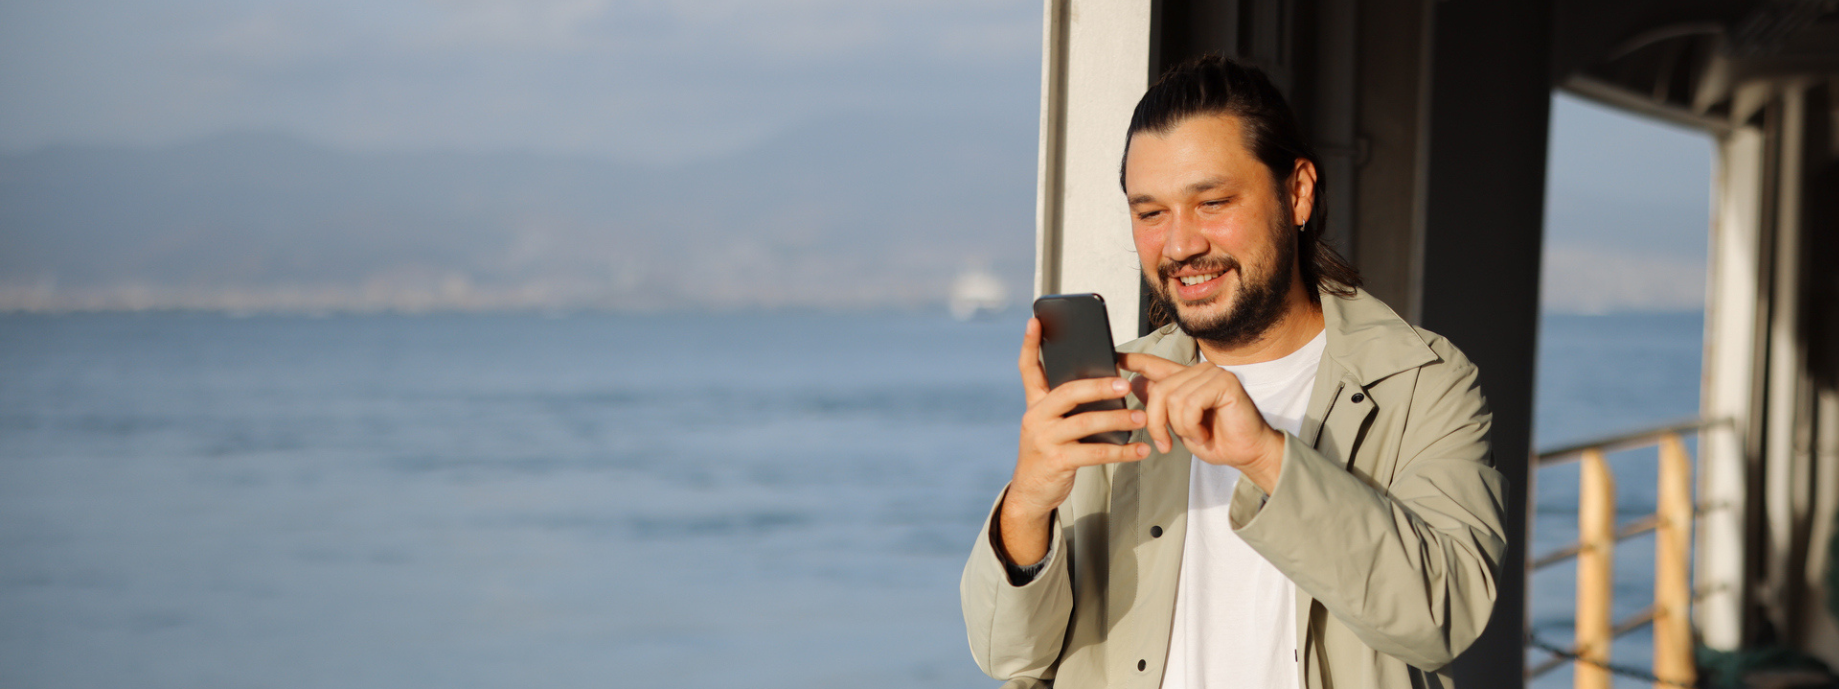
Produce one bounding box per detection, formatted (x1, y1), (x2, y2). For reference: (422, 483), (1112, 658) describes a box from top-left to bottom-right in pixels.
(1035, 0), (1151, 344)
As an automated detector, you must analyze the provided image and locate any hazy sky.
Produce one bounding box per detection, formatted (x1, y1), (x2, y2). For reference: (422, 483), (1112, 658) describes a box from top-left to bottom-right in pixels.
(0, 0), (1039, 164)
(0, 0), (1715, 312)
(1543, 93), (1713, 313)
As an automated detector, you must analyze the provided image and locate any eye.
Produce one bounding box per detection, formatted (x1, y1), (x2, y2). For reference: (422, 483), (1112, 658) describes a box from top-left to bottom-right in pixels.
(1202, 197), (1232, 208)
(1136, 210), (1162, 221)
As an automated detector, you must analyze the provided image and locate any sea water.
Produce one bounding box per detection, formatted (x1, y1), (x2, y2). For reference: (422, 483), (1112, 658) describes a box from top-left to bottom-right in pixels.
(1528, 312), (1705, 688)
(0, 310), (1703, 688)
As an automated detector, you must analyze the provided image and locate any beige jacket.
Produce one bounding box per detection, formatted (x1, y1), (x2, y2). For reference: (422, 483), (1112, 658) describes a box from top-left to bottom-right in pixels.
(960, 288), (1507, 689)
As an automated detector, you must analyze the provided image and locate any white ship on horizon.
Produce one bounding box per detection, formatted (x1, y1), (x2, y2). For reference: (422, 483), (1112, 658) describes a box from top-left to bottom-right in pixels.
(948, 266), (1009, 321)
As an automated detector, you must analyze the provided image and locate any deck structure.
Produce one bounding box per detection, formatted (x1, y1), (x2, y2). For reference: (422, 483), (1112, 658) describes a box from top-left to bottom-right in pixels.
(1031, 1), (1839, 687)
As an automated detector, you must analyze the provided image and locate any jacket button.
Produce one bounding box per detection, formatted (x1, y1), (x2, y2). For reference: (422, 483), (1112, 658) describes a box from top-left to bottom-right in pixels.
(1350, 392), (1366, 403)
(1150, 526), (1163, 538)
(1138, 659), (1147, 671)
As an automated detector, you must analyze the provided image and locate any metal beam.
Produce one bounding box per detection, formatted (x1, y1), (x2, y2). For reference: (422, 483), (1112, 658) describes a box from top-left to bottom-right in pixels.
(1417, 2), (1553, 686)
(1350, 0), (1434, 321)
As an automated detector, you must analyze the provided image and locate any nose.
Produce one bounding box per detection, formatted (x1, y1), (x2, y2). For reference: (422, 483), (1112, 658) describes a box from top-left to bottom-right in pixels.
(1162, 209), (1208, 263)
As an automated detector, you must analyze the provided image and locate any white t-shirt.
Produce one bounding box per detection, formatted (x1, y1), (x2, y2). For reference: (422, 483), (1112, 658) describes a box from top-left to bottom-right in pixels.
(1161, 329), (1326, 689)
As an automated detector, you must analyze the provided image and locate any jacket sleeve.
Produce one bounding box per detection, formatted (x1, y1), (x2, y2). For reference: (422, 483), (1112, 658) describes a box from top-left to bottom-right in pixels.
(1228, 342), (1507, 671)
(960, 485), (1074, 681)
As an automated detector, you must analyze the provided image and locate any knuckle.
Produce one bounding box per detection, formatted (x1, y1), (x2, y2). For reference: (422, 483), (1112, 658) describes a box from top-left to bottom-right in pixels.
(1097, 413), (1127, 433)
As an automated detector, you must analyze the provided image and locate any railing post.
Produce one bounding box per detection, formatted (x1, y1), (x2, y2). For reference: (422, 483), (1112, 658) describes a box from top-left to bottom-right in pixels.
(1577, 449), (1615, 689)
(1654, 434), (1697, 688)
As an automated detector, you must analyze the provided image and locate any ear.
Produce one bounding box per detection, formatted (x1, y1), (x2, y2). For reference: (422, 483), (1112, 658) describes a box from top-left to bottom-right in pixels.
(1286, 158), (1318, 228)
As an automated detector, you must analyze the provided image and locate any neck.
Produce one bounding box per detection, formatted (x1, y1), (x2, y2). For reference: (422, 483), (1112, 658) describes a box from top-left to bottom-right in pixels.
(1195, 282), (1325, 366)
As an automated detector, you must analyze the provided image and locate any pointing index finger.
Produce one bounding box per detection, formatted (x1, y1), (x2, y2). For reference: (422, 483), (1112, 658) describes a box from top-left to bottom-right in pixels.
(1117, 352), (1189, 382)
(1117, 353), (1180, 453)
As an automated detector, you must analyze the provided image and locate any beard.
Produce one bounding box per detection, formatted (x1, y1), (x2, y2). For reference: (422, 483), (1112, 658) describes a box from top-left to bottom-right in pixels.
(1145, 222), (1296, 350)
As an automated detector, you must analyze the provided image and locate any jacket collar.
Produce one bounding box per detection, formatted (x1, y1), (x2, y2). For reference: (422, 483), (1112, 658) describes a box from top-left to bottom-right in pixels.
(1317, 287), (1438, 385)
(1141, 287), (1436, 385)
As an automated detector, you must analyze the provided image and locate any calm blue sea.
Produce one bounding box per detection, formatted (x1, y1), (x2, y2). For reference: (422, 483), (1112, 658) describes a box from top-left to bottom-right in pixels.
(0, 310), (1703, 688)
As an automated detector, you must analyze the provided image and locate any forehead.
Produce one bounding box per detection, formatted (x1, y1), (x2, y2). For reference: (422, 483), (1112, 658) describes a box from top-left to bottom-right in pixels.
(1122, 114), (1266, 196)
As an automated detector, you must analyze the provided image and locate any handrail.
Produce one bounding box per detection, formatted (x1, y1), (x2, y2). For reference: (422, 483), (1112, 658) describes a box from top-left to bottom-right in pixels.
(1526, 605), (1660, 678)
(1521, 419), (1723, 689)
(1525, 584), (1728, 680)
(1534, 417), (1729, 466)
(1529, 502), (1731, 572)
(1529, 515), (1660, 571)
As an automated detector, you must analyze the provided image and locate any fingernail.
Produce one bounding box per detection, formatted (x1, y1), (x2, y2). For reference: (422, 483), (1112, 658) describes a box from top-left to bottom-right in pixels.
(1112, 379), (1128, 392)
(1131, 411), (1145, 425)
(1137, 444), (1150, 458)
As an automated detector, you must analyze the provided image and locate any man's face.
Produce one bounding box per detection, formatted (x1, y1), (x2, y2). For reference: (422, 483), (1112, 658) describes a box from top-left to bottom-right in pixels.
(1123, 114), (1310, 348)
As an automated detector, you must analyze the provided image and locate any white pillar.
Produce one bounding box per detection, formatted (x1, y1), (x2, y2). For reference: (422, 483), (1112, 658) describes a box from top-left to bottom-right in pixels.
(1035, 0), (1151, 344)
(1698, 121), (1767, 651)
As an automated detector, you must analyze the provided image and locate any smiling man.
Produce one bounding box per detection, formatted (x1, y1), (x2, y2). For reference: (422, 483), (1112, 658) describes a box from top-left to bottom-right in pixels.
(961, 56), (1507, 689)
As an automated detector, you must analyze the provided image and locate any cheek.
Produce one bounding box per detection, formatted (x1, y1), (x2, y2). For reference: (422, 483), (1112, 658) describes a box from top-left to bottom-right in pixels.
(1238, 225), (1292, 280)
(1131, 225), (1164, 264)
(1197, 217), (1251, 254)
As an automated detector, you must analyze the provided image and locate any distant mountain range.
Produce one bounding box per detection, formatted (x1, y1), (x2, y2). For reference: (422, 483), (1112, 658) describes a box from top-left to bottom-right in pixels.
(0, 111), (1710, 315)
(0, 114), (1037, 312)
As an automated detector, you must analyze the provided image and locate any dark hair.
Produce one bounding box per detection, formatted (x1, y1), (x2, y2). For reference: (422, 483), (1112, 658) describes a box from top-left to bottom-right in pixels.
(1121, 55), (1361, 307)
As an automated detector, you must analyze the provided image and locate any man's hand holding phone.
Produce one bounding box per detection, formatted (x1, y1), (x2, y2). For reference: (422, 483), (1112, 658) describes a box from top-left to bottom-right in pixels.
(998, 316), (1151, 567)
(996, 292), (1289, 568)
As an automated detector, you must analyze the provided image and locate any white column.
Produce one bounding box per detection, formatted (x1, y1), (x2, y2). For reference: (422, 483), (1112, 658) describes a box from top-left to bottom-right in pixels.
(1035, 0), (1151, 344)
(1697, 121), (1766, 650)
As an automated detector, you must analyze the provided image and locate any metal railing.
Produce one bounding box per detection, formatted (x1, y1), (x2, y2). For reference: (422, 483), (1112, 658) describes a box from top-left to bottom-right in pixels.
(1523, 418), (1730, 689)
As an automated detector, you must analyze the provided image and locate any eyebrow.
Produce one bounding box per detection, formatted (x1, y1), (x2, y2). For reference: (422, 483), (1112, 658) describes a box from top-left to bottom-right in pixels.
(1126, 176), (1229, 206)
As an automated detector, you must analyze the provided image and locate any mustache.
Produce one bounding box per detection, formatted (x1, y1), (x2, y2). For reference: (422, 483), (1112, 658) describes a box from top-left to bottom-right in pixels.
(1156, 255), (1241, 284)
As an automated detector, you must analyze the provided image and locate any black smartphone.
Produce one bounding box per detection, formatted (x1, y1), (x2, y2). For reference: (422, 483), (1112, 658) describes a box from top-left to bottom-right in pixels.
(1033, 293), (1130, 445)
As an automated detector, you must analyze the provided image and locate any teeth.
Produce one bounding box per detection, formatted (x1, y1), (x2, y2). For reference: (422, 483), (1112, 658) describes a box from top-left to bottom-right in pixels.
(1179, 273), (1219, 286)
